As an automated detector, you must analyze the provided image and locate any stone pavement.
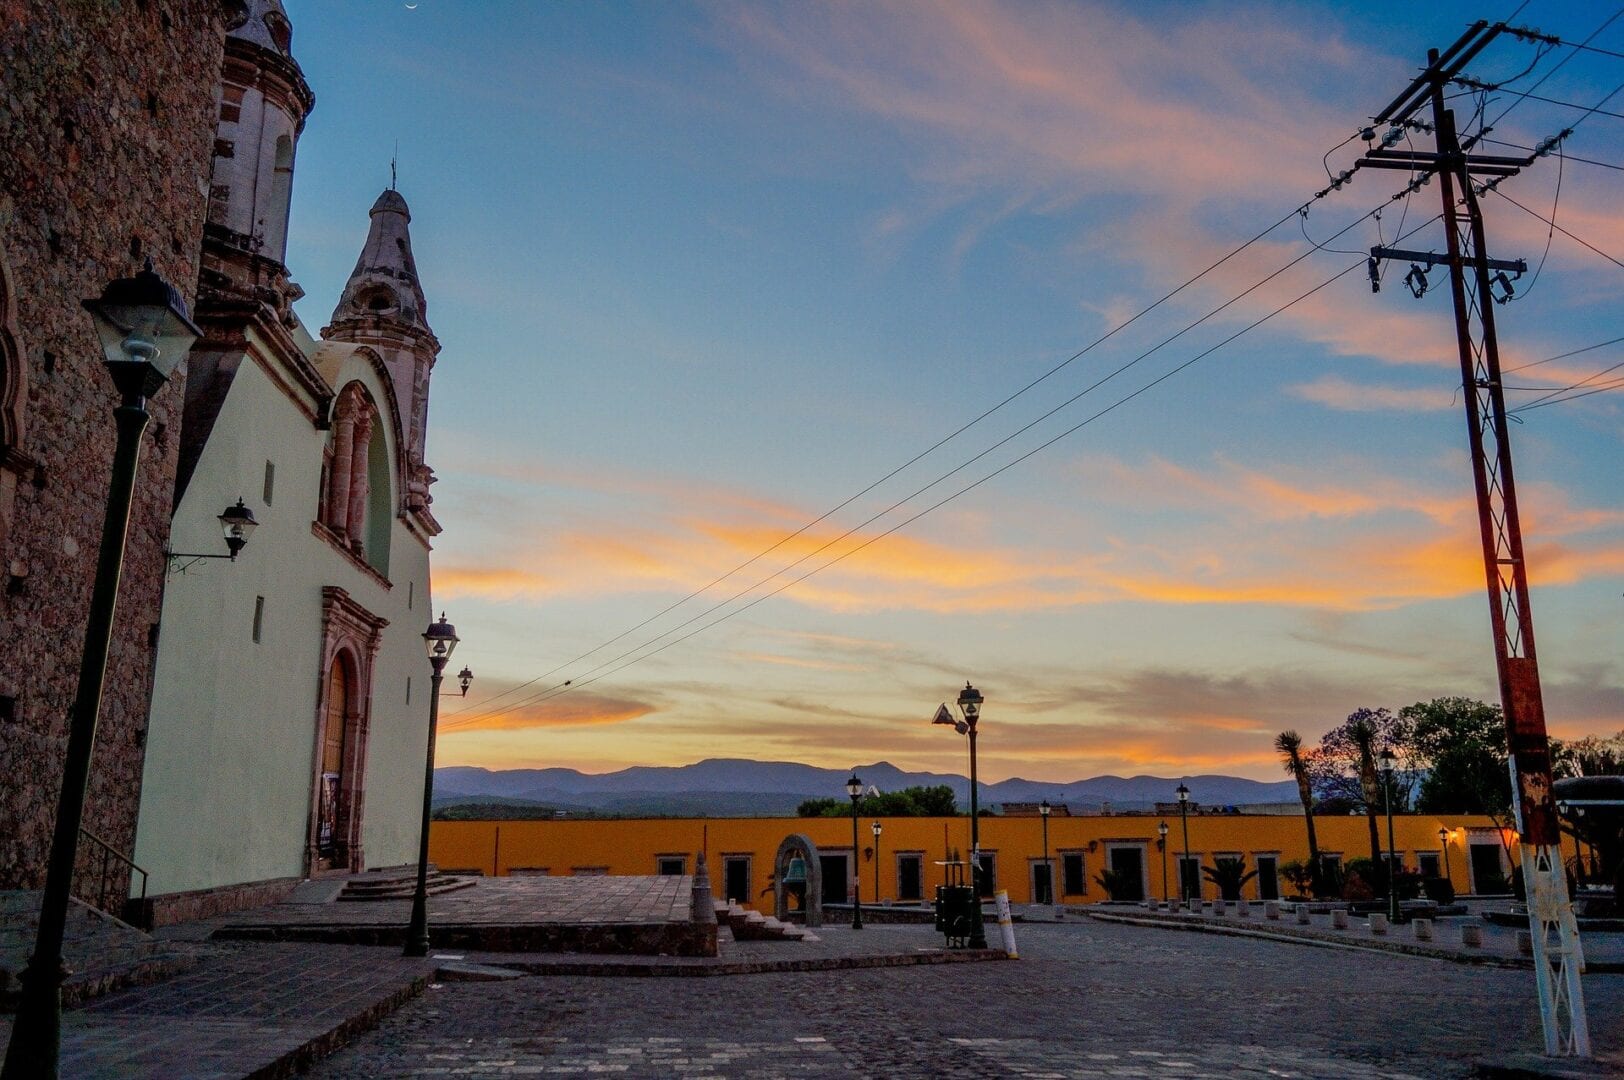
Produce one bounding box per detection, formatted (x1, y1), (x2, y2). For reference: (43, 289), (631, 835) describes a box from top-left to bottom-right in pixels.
(1, 942), (431, 1079)
(211, 876), (712, 956)
(0, 891), (198, 1008)
(306, 920), (1624, 1079)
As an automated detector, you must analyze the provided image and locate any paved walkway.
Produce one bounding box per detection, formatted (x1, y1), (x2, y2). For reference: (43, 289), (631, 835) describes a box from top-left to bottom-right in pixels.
(305, 921), (1624, 1079)
(0, 943), (430, 1079)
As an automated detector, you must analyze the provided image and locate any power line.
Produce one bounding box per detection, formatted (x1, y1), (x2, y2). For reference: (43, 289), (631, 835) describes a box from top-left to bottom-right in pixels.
(1503, 334), (1624, 374)
(487, 253), (1381, 717)
(1513, 357), (1624, 409)
(1481, 137), (1624, 173)
(450, 204), (1441, 729)
(1489, 186), (1624, 271)
(1511, 375), (1624, 412)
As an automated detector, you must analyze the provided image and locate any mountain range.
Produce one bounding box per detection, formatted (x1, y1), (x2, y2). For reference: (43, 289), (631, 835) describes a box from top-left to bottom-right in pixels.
(434, 758), (1298, 817)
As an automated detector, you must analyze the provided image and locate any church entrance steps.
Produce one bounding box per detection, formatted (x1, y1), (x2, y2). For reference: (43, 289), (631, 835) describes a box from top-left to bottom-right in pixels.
(336, 868), (475, 902)
(0, 891), (198, 1011)
(721, 901), (817, 943)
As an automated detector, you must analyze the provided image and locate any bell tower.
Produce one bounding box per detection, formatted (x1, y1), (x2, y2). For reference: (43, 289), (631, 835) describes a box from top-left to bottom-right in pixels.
(323, 189), (441, 528)
(200, 0), (314, 315)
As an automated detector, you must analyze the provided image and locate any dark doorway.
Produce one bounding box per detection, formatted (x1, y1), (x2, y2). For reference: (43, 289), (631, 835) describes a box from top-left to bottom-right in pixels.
(897, 854), (922, 901)
(724, 857), (749, 904)
(1179, 856), (1202, 901)
(1470, 843), (1507, 893)
(975, 853), (996, 898)
(1032, 862), (1053, 904)
(1256, 856), (1279, 900)
(820, 854), (849, 906)
(1109, 847), (1145, 901)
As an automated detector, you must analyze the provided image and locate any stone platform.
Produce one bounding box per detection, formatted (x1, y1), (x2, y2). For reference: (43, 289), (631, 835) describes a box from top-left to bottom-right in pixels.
(0, 891), (198, 1011)
(211, 875), (717, 957)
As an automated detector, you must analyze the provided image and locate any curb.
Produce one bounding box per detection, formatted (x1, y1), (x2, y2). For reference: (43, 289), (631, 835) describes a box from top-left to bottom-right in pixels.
(1085, 910), (1532, 967)
(488, 948), (1009, 978)
(244, 970), (431, 1080)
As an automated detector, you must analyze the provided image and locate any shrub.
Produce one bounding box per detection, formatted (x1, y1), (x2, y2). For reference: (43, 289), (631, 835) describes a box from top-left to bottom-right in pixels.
(1341, 869), (1375, 901)
(1095, 869), (1133, 901)
(1201, 857), (1258, 902)
(1279, 859), (1315, 899)
(1422, 876), (1455, 904)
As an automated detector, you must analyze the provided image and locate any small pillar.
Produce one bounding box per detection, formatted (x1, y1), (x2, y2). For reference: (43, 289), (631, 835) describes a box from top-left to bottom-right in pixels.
(1331, 909), (1349, 930)
(1167, 898), (1181, 914)
(690, 855), (716, 927)
(1236, 902), (1251, 918)
(1295, 906), (1311, 926)
(1461, 923), (1483, 948)
(1516, 930), (1534, 956)
(1412, 918), (1432, 942)
(1264, 901), (1280, 920)
(1368, 912), (1389, 936)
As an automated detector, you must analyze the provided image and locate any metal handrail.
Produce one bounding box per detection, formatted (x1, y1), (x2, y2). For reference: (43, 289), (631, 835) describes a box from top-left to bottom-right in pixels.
(75, 828), (148, 921)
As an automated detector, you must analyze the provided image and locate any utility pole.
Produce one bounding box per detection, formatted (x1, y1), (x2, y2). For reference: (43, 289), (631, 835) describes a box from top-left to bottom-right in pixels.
(1363, 23), (1587, 1057)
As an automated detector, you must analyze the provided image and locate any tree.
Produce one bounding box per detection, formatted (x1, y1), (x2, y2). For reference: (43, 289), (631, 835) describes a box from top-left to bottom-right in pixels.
(1313, 707), (1407, 865)
(1400, 697), (1510, 816)
(796, 785), (960, 818)
(1275, 730), (1319, 875)
(1201, 857), (1258, 903)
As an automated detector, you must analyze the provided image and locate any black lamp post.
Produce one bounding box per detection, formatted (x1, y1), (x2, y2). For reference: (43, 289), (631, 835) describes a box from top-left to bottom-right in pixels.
(955, 682), (988, 948)
(1438, 826), (1454, 888)
(1177, 783), (1191, 902)
(871, 820), (883, 904)
(2, 261), (200, 1080)
(405, 613), (460, 957)
(1038, 799), (1052, 905)
(846, 773), (864, 929)
(457, 665), (474, 696)
(1158, 820), (1170, 902)
(1380, 748), (1399, 923)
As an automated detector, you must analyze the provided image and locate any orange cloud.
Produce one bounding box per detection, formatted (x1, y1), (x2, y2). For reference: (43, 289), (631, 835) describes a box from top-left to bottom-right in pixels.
(1290, 375), (1455, 413)
(442, 691), (656, 733)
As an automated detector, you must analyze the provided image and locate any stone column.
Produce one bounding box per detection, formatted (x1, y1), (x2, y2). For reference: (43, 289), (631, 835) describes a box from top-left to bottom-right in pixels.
(328, 407), (355, 535)
(346, 408), (373, 554)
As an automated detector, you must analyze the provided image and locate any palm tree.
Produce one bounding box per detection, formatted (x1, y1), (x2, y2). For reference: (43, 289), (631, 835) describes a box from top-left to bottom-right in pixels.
(1275, 731), (1319, 877)
(1349, 717), (1383, 866)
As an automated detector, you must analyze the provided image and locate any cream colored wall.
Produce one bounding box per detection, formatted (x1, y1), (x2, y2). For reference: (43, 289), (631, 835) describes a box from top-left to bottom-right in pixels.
(133, 339), (432, 896)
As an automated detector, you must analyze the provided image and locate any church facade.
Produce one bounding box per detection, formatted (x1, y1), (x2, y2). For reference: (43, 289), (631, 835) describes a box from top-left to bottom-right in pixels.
(130, 0), (448, 923)
(1, 0), (451, 925)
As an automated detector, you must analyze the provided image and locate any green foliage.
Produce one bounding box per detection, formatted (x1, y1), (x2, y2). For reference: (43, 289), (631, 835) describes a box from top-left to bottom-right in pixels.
(796, 785), (960, 818)
(432, 801), (561, 821)
(1278, 858), (1315, 898)
(1422, 876), (1456, 905)
(1200, 857), (1258, 902)
(1401, 697), (1511, 816)
(1094, 868), (1134, 901)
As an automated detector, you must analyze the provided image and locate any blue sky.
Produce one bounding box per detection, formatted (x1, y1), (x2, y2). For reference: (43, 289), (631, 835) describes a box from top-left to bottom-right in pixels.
(281, 1), (1621, 781)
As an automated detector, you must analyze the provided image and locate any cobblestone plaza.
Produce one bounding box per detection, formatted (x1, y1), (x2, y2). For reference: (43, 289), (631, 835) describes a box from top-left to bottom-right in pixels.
(309, 920), (1624, 1079)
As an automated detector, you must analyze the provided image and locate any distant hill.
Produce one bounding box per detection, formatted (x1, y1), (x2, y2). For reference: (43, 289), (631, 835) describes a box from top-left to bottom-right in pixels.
(433, 759), (1296, 816)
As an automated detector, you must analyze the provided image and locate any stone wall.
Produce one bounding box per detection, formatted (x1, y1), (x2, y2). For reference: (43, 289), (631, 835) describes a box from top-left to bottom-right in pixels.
(0, 0), (235, 892)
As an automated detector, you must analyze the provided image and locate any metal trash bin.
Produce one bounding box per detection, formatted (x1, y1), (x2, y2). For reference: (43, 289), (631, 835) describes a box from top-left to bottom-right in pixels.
(934, 883), (978, 947)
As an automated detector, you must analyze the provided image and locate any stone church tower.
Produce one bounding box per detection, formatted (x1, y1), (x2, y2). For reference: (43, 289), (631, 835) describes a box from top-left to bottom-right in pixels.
(323, 190), (442, 530)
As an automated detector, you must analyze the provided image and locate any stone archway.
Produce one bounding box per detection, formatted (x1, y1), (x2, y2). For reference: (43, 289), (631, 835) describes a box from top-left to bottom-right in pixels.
(773, 833), (823, 928)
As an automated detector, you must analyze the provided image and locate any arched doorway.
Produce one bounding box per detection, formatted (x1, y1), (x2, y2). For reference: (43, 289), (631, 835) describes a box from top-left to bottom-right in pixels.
(315, 652), (354, 870)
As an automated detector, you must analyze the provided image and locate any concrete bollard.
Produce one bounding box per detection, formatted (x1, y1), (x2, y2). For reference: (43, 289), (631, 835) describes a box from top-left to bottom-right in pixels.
(1516, 930), (1533, 957)
(1368, 912), (1388, 936)
(1264, 901), (1280, 921)
(1214, 902), (1227, 917)
(1236, 902), (1250, 918)
(1296, 906), (1311, 926)
(1461, 924), (1483, 948)
(1167, 899), (1181, 914)
(1412, 918), (1432, 942)
(1331, 910), (1349, 930)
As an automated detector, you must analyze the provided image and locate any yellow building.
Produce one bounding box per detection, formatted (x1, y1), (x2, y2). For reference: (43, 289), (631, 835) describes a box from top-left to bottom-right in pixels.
(431, 813), (1515, 906)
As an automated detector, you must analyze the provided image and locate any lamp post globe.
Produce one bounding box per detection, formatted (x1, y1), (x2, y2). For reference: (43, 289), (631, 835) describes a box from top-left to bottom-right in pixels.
(955, 682), (988, 949)
(405, 613), (460, 957)
(846, 774), (864, 929)
(2, 262), (200, 1080)
(1176, 783), (1191, 903)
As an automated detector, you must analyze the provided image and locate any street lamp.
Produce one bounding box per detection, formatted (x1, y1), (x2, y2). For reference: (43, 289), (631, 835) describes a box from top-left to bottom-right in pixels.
(1176, 783), (1191, 903)
(847, 773), (864, 929)
(1158, 820), (1170, 903)
(1380, 748), (1399, 923)
(1438, 826), (1454, 887)
(165, 498), (259, 574)
(871, 820), (883, 904)
(1038, 799), (1052, 905)
(457, 665), (474, 696)
(3, 261), (200, 1080)
(955, 682), (988, 948)
(405, 613), (460, 957)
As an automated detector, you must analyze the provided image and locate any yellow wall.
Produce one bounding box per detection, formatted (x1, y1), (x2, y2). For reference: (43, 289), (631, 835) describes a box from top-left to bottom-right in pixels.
(431, 813), (1510, 904)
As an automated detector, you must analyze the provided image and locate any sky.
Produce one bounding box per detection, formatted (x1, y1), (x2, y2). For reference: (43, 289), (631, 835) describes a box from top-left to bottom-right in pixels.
(279, 1), (1623, 784)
